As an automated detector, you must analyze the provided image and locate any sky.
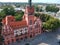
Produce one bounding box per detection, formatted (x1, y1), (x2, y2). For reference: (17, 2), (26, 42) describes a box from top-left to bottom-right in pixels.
(0, 0), (60, 4)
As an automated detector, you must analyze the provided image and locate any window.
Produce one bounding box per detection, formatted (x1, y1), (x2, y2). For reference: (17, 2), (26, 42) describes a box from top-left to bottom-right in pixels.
(15, 31), (18, 33)
(25, 28), (27, 30)
(29, 27), (32, 30)
(25, 28), (27, 31)
(28, 13), (33, 15)
(30, 35), (32, 38)
(35, 23), (38, 28)
(7, 41), (10, 44)
(12, 39), (14, 42)
(20, 30), (22, 32)
(15, 34), (18, 37)
(25, 32), (27, 34)
(5, 34), (8, 36)
(16, 39), (19, 42)
(29, 20), (32, 25)
(20, 33), (23, 36)
(25, 36), (27, 39)
(20, 38), (23, 40)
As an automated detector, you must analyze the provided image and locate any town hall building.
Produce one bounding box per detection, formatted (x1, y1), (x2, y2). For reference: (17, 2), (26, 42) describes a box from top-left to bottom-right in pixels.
(2, 0), (42, 45)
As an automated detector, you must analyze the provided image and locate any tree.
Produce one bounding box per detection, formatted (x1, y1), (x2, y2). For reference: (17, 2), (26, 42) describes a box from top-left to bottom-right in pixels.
(40, 8), (43, 12)
(46, 5), (59, 13)
(43, 17), (60, 32)
(2, 6), (15, 15)
(40, 7), (43, 12)
(35, 13), (51, 22)
(35, 13), (40, 17)
(15, 11), (24, 21)
(35, 6), (39, 12)
(35, 13), (60, 32)
(15, 14), (22, 21)
(0, 11), (6, 22)
(40, 14), (51, 22)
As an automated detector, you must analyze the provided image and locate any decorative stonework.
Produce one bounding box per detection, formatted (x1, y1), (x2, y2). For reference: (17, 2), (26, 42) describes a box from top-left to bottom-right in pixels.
(2, 0), (42, 45)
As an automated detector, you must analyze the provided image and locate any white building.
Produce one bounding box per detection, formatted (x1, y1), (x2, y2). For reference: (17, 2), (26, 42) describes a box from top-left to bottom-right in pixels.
(14, 8), (25, 12)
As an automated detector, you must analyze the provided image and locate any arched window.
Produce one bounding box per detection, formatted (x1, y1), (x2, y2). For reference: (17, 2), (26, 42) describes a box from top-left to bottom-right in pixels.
(12, 39), (14, 43)
(29, 20), (32, 25)
(8, 41), (10, 44)
(29, 27), (32, 30)
(35, 23), (38, 28)
(20, 38), (23, 40)
(30, 35), (32, 38)
(25, 36), (27, 39)
(16, 38), (19, 42)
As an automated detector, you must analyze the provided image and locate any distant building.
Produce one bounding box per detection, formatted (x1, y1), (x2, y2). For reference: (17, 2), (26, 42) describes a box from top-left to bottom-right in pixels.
(56, 6), (60, 10)
(56, 10), (60, 16)
(38, 5), (46, 12)
(14, 7), (25, 12)
(55, 10), (60, 19)
(11, 4), (16, 8)
(0, 9), (3, 12)
(2, 0), (42, 45)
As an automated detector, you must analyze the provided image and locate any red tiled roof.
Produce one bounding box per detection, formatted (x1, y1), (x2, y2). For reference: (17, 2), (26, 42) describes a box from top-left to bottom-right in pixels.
(2, 15), (15, 24)
(9, 20), (27, 29)
(2, 15), (39, 30)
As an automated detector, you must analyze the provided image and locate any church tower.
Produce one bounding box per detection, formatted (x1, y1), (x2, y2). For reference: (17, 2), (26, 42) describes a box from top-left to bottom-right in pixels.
(24, 0), (35, 37)
(24, 0), (34, 25)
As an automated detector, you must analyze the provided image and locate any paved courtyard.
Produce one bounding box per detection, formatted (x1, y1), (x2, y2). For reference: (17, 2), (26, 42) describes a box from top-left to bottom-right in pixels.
(9, 28), (60, 45)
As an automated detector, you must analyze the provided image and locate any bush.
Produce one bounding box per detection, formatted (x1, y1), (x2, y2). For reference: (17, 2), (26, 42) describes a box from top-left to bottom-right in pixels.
(35, 13), (60, 32)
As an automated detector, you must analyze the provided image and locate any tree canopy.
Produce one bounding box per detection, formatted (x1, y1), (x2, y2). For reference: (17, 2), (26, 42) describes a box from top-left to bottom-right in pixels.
(2, 6), (16, 15)
(35, 13), (60, 32)
(35, 6), (43, 12)
(0, 6), (24, 22)
(46, 5), (59, 13)
(14, 11), (24, 21)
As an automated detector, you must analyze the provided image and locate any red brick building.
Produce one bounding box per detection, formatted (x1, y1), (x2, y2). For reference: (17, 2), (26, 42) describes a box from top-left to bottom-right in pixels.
(2, 0), (42, 45)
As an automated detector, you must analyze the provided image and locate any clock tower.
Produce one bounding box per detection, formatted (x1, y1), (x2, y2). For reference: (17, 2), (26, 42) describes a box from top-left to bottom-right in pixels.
(24, 0), (35, 25)
(24, 0), (35, 38)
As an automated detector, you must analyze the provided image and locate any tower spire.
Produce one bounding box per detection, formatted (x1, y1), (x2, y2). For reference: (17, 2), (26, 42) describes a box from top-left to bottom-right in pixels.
(29, 0), (32, 7)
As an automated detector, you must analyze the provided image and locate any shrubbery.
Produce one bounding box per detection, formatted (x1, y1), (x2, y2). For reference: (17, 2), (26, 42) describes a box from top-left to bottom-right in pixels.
(35, 13), (60, 31)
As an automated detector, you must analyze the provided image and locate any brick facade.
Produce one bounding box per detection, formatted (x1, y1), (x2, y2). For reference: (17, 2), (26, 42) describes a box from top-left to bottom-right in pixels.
(2, 2), (42, 45)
